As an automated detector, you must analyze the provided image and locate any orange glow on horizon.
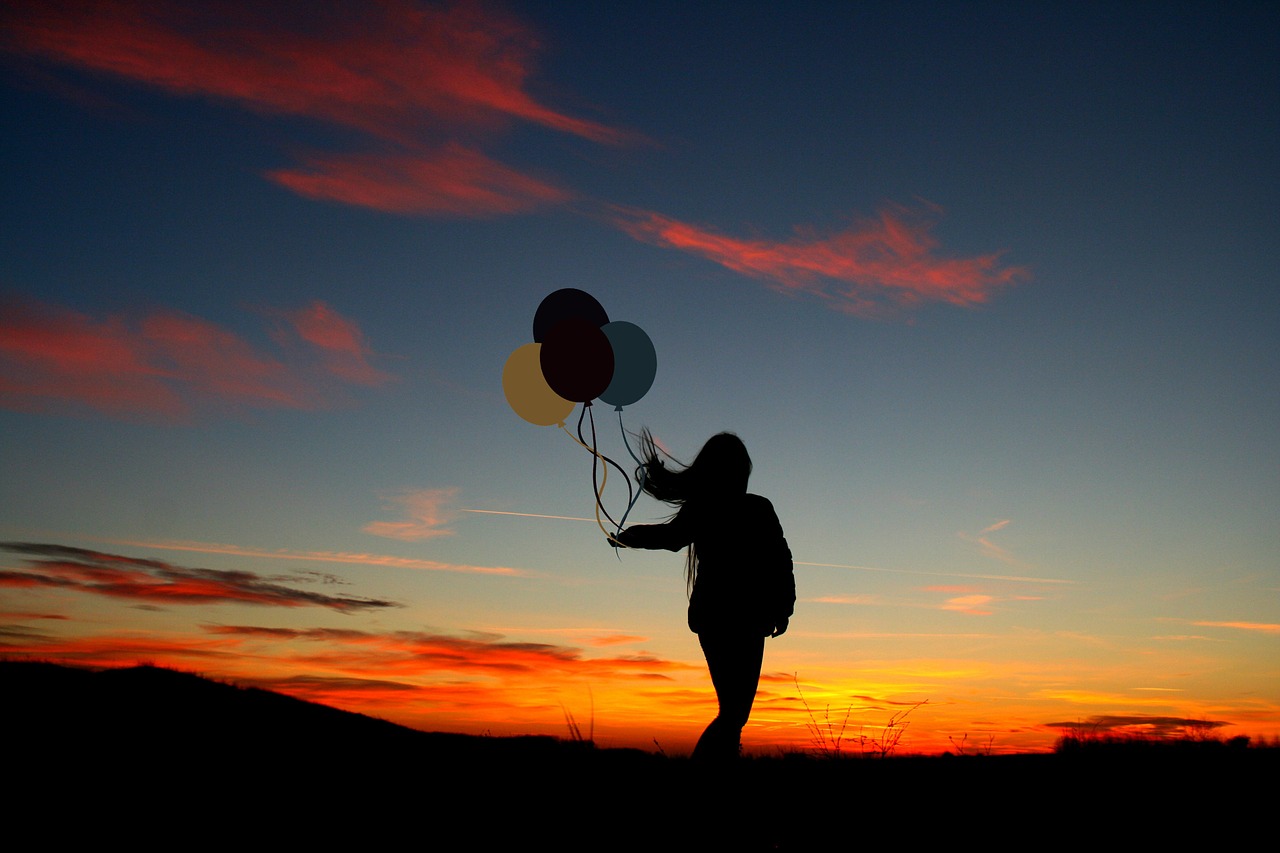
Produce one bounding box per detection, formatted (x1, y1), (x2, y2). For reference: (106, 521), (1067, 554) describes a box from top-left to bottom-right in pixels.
(8, 626), (1276, 757)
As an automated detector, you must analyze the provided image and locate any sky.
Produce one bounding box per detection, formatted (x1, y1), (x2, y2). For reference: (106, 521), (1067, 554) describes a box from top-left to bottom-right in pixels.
(2, 0), (1277, 756)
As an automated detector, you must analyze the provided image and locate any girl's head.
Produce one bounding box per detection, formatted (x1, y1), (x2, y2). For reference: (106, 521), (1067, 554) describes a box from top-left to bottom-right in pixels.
(636, 430), (752, 505)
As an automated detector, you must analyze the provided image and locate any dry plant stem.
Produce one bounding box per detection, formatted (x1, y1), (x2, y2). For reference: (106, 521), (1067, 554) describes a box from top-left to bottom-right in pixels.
(861, 700), (928, 757)
(794, 674), (852, 758)
(560, 690), (595, 744)
(795, 674), (929, 758)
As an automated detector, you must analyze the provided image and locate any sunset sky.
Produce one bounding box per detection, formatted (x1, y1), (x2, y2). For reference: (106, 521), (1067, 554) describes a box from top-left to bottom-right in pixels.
(2, 1), (1277, 755)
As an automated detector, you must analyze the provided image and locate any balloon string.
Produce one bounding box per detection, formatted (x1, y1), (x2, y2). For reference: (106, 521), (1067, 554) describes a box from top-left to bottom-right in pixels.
(590, 405), (634, 530)
(588, 404), (629, 514)
(583, 405), (608, 530)
(617, 411), (646, 530)
(562, 412), (610, 538)
(580, 406), (613, 533)
(583, 404), (632, 530)
(564, 405), (630, 536)
(576, 406), (606, 532)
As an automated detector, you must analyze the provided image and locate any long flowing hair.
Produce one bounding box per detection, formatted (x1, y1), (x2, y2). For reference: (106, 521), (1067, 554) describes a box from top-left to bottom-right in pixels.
(634, 429), (752, 594)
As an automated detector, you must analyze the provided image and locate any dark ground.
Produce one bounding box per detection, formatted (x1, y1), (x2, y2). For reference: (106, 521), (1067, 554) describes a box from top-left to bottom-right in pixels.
(4, 661), (1270, 849)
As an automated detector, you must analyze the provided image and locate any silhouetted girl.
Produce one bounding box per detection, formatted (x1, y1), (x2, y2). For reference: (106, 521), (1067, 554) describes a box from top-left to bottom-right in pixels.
(609, 431), (794, 761)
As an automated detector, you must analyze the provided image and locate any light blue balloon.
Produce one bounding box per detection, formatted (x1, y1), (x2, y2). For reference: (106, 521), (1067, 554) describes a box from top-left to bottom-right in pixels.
(598, 321), (657, 409)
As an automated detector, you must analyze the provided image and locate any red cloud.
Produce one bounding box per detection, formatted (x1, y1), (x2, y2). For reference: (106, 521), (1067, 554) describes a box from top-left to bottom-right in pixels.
(6, 0), (622, 143)
(0, 633), (238, 667)
(0, 542), (398, 612)
(268, 145), (571, 217)
(195, 625), (662, 680)
(0, 297), (390, 419)
(205, 625), (692, 681)
(284, 300), (391, 386)
(6, 0), (619, 216)
(613, 204), (1027, 317)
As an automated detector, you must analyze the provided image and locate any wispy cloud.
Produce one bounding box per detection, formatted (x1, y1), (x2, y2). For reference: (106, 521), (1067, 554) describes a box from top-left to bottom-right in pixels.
(480, 626), (651, 647)
(282, 301), (391, 386)
(0, 542), (397, 612)
(586, 634), (648, 647)
(363, 487), (458, 542)
(100, 537), (525, 576)
(939, 594), (996, 616)
(203, 625), (692, 680)
(611, 203), (1026, 317)
(0, 296), (390, 419)
(960, 519), (1029, 568)
(1192, 620), (1280, 635)
(5, 0), (622, 217)
(0, 631), (239, 665)
(810, 594), (880, 605)
(924, 584), (1007, 616)
(268, 145), (572, 217)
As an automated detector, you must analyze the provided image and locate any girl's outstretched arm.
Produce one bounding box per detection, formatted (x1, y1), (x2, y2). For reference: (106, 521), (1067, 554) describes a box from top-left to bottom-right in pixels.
(609, 515), (692, 552)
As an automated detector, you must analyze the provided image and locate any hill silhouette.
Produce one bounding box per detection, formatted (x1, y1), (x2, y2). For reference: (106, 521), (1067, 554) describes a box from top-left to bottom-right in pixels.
(4, 660), (1268, 848)
(4, 659), (607, 764)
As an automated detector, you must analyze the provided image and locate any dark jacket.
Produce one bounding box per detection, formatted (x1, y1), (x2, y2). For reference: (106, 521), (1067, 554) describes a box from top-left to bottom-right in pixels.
(616, 493), (794, 636)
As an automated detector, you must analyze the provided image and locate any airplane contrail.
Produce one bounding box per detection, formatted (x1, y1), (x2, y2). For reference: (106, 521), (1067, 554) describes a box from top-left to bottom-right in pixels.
(462, 509), (599, 523)
(462, 509), (1074, 584)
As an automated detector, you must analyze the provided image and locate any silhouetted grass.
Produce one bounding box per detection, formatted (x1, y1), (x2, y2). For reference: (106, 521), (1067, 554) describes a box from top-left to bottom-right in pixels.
(794, 673), (927, 758)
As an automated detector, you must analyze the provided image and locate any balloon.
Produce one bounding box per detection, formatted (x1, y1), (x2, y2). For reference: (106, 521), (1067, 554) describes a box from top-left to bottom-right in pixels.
(502, 343), (575, 426)
(598, 321), (657, 409)
(539, 317), (614, 403)
(533, 288), (609, 342)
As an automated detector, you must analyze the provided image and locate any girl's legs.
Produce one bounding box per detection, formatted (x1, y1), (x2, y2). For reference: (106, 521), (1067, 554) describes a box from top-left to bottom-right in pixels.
(692, 632), (765, 761)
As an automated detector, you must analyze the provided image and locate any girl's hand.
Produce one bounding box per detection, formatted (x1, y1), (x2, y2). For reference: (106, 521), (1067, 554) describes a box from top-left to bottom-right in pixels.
(770, 617), (789, 638)
(606, 533), (626, 548)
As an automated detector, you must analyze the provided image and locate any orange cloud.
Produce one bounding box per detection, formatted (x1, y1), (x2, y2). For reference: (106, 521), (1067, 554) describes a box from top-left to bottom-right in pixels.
(363, 488), (458, 542)
(940, 594), (995, 616)
(612, 204), (1026, 316)
(587, 634), (648, 647)
(811, 594), (879, 605)
(5, 0), (619, 216)
(268, 145), (571, 217)
(1193, 621), (1280, 635)
(0, 297), (389, 419)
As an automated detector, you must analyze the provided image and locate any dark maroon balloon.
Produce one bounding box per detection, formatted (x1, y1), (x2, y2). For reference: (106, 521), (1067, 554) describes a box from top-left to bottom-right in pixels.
(533, 288), (609, 343)
(539, 317), (615, 403)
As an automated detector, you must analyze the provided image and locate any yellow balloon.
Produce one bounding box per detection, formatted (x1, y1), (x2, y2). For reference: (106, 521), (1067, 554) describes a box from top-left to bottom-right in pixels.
(503, 343), (575, 426)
